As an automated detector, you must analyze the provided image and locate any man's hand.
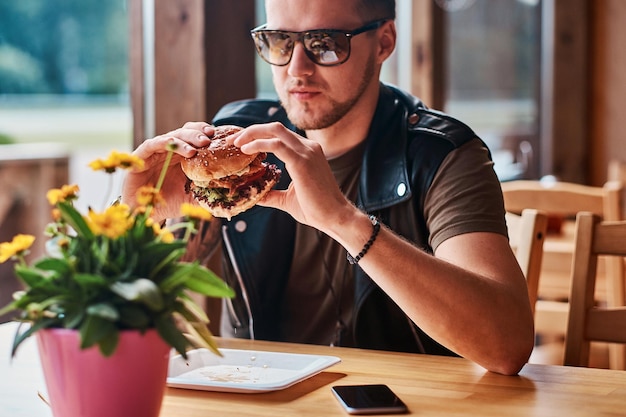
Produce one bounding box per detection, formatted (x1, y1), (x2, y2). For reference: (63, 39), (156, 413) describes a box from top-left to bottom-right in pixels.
(229, 122), (357, 232)
(121, 122), (215, 222)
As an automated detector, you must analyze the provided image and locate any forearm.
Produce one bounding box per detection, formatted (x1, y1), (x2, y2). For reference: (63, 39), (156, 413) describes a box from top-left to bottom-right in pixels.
(324, 209), (534, 375)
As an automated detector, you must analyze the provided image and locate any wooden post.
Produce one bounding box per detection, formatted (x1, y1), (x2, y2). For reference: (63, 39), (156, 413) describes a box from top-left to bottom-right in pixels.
(129, 0), (256, 147)
(410, 1), (445, 110)
(544, 0), (589, 182)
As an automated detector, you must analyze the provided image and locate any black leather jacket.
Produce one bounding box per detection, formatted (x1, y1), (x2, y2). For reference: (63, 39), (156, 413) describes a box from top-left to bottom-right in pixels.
(212, 83), (483, 355)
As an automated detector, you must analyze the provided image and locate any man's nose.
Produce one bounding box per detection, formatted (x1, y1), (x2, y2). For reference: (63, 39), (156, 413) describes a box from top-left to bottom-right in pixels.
(287, 42), (315, 77)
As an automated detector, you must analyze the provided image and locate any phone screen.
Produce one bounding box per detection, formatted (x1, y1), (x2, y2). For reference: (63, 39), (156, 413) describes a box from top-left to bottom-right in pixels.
(331, 384), (408, 415)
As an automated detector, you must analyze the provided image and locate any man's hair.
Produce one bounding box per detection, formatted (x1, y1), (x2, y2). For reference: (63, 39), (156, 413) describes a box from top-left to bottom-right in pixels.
(356, 0), (396, 21)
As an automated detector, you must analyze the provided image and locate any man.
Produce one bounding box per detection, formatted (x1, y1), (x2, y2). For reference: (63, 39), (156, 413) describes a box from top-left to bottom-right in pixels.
(122, 0), (534, 375)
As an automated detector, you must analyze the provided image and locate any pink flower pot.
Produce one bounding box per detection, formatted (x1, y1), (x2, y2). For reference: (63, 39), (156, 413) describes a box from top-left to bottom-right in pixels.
(36, 328), (170, 417)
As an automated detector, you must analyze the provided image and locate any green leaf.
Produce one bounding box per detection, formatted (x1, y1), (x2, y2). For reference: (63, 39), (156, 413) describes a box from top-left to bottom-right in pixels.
(117, 304), (151, 328)
(79, 315), (118, 352)
(14, 265), (49, 288)
(155, 315), (189, 358)
(10, 318), (58, 358)
(183, 265), (234, 298)
(86, 302), (120, 321)
(62, 310), (85, 329)
(186, 320), (221, 356)
(35, 257), (72, 275)
(0, 302), (16, 318)
(175, 295), (209, 324)
(159, 263), (196, 292)
(146, 245), (186, 278)
(97, 330), (120, 357)
(58, 201), (94, 239)
(110, 278), (164, 311)
(73, 273), (108, 288)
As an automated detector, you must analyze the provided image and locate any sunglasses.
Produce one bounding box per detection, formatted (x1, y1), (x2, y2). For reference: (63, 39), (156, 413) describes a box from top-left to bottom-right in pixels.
(250, 19), (389, 67)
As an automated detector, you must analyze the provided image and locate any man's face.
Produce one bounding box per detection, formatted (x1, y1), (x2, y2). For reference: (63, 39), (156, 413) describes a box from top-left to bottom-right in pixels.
(264, 0), (380, 131)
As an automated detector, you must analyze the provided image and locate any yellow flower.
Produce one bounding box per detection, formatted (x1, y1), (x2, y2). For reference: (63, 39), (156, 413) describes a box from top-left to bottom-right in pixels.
(0, 234), (36, 263)
(156, 225), (175, 243)
(86, 204), (134, 239)
(181, 203), (213, 222)
(89, 151), (145, 173)
(51, 208), (62, 221)
(159, 230), (175, 243)
(47, 184), (80, 205)
(136, 186), (165, 208)
(149, 220), (175, 243)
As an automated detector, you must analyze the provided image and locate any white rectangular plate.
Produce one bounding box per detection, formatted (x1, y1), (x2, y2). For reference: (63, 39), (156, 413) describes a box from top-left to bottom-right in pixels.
(167, 348), (341, 393)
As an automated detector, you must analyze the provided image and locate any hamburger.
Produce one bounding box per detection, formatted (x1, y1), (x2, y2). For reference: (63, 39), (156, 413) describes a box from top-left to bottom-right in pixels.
(181, 125), (281, 220)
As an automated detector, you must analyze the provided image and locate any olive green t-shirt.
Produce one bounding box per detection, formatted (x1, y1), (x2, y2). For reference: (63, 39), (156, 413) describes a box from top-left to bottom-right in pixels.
(280, 141), (365, 346)
(279, 139), (507, 346)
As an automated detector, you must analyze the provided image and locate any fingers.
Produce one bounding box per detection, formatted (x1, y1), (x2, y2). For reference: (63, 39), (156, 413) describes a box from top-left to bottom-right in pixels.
(230, 122), (318, 162)
(134, 123), (215, 159)
(182, 121), (215, 136)
(254, 188), (283, 210)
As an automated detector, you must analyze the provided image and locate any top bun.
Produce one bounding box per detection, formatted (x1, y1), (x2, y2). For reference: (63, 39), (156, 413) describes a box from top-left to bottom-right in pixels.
(181, 125), (256, 181)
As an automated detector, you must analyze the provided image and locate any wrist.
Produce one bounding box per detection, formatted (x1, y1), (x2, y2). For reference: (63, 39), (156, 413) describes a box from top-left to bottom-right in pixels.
(346, 215), (380, 264)
(323, 209), (379, 262)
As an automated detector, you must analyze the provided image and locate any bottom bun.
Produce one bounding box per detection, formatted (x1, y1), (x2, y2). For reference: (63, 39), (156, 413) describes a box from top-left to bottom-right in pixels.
(198, 177), (277, 221)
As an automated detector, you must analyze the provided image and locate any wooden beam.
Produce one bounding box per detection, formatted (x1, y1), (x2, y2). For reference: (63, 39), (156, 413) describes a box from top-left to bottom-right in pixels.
(589, 0), (626, 185)
(410, 1), (445, 110)
(154, 0), (207, 136)
(129, 0), (145, 146)
(129, 0), (256, 148)
(548, 0), (589, 183)
(204, 1), (257, 120)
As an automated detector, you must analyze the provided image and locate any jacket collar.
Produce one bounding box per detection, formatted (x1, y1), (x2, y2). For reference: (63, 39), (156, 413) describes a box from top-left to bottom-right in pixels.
(358, 83), (420, 212)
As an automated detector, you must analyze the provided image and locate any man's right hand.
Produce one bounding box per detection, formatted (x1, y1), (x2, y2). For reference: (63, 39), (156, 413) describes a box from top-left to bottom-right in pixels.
(121, 122), (215, 222)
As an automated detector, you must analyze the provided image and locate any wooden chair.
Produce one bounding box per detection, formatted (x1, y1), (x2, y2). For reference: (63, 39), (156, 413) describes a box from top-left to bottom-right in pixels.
(564, 212), (626, 367)
(506, 208), (548, 315)
(608, 160), (626, 219)
(608, 160), (626, 182)
(501, 179), (624, 368)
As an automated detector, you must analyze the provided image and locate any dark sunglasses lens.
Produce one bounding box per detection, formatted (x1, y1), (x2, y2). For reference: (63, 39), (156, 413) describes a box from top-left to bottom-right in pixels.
(303, 31), (350, 65)
(252, 31), (294, 66)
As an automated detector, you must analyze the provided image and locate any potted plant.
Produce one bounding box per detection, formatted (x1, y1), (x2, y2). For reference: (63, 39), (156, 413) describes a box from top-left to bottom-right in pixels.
(0, 146), (234, 417)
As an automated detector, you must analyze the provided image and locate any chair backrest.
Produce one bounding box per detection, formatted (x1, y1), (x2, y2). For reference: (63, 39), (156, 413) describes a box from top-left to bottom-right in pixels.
(501, 179), (625, 369)
(501, 179), (622, 221)
(608, 160), (626, 182)
(506, 208), (548, 315)
(608, 160), (626, 219)
(564, 212), (626, 367)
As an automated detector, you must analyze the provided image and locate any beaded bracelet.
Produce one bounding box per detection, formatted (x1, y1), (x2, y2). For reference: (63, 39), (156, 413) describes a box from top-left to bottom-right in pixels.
(347, 215), (380, 265)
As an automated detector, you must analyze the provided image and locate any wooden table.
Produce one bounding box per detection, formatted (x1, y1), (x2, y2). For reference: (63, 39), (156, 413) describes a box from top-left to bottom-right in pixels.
(2, 321), (626, 417)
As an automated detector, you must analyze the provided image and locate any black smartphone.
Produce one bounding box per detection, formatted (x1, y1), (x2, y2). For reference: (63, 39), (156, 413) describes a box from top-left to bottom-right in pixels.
(331, 384), (408, 415)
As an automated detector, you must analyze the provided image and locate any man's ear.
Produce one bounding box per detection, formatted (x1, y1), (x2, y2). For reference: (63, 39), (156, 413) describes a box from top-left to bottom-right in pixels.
(377, 20), (397, 63)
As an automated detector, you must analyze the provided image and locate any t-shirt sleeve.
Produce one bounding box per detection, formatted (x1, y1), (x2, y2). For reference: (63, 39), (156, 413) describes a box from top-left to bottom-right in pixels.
(424, 138), (508, 251)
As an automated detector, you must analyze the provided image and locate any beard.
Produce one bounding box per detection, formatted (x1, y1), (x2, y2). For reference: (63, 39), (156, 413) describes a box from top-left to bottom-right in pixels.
(278, 55), (377, 131)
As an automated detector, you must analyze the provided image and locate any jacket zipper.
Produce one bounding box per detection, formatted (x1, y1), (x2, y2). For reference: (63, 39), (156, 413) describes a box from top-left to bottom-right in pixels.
(221, 224), (255, 339)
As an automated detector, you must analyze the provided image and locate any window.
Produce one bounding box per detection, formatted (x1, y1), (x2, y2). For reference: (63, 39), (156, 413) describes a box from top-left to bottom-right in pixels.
(440, 0), (542, 180)
(252, 0), (542, 182)
(0, 0), (131, 209)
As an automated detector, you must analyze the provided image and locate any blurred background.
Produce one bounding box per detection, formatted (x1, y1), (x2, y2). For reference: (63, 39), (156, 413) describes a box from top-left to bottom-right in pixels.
(0, 0), (541, 199)
(0, 1), (131, 212)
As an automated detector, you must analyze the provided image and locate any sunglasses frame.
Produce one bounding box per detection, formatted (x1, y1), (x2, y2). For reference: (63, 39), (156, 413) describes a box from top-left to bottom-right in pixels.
(250, 19), (389, 67)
